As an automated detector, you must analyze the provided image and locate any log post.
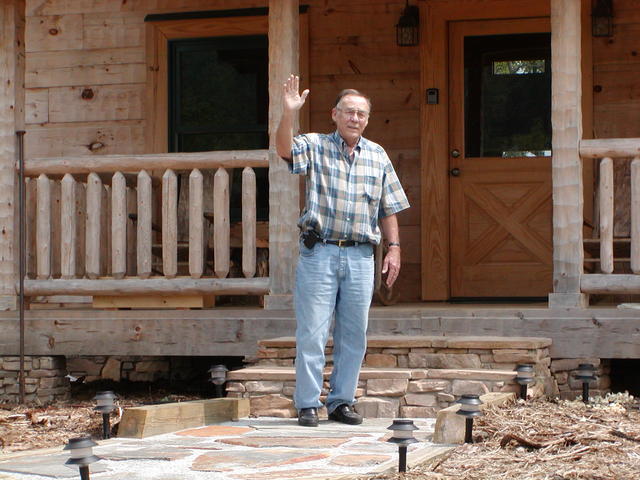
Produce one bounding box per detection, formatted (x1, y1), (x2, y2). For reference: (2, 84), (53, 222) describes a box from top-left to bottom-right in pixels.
(60, 174), (77, 279)
(242, 167), (256, 278)
(189, 169), (204, 279)
(548, 0), (588, 308)
(85, 173), (102, 279)
(265, 0), (300, 309)
(111, 172), (127, 279)
(599, 158), (614, 274)
(0, 1), (24, 308)
(213, 168), (230, 279)
(137, 170), (152, 279)
(161, 169), (178, 279)
(632, 158), (640, 274)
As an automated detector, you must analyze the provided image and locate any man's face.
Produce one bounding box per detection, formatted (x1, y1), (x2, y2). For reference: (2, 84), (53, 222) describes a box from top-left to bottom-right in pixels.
(331, 94), (370, 146)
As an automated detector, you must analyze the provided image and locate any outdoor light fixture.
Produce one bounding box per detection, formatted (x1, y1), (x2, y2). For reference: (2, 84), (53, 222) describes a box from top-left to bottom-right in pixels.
(93, 391), (116, 440)
(386, 419), (419, 473)
(515, 364), (535, 401)
(574, 363), (597, 404)
(396, 0), (419, 46)
(456, 394), (483, 443)
(592, 0), (613, 37)
(208, 364), (228, 398)
(64, 436), (100, 480)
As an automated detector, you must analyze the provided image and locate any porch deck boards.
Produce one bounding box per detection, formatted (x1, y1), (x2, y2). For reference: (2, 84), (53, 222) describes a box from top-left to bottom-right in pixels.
(0, 304), (638, 359)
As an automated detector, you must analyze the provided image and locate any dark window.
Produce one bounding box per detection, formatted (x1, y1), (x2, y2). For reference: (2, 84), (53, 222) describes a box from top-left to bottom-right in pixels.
(169, 35), (269, 221)
(464, 33), (551, 158)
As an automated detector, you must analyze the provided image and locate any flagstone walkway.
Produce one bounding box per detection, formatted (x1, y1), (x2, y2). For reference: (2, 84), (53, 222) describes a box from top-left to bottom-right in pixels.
(0, 417), (451, 480)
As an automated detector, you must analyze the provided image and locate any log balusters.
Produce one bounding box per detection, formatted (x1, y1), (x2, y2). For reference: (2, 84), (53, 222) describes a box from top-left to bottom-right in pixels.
(214, 168), (230, 279)
(189, 169), (204, 279)
(26, 153), (266, 296)
(579, 139), (640, 294)
(632, 158), (640, 273)
(598, 158), (614, 274)
(162, 169), (178, 279)
(111, 172), (127, 279)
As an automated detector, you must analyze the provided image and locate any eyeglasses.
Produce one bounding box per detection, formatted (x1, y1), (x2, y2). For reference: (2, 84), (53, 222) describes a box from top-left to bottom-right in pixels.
(336, 107), (370, 120)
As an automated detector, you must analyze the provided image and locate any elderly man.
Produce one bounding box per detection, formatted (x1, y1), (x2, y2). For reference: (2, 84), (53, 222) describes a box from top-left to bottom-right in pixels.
(276, 75), (410, 427)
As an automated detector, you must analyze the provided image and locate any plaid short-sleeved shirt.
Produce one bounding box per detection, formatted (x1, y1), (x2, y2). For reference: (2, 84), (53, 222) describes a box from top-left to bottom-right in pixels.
(289, 130), (410, 245)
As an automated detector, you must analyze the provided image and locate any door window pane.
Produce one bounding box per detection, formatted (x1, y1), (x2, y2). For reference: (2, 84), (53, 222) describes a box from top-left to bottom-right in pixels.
(169, 35), (269, 221)
(464, 33), (551, 158)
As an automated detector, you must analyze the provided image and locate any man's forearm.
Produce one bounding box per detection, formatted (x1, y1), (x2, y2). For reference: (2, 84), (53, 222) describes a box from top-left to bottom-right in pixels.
(276, 110), (295, 161)
(380, 214), (400, 246)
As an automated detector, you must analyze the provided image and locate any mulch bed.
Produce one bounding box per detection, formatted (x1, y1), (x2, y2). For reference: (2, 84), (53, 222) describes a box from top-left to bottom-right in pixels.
(0, 383), (204, 453)
(363, 393), (640, 480)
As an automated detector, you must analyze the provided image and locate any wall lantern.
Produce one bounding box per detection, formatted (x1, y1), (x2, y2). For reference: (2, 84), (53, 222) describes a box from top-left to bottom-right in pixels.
(64, 436), (100, 480)
(396, 1), (419, 47)
(592, 0), (613, 37)
(456, 394), (483, 443)
(93, 391), (116, 440)
(386, 419), (419, 473)
(208, 364), (228, 398)
(574, 363), (597, 404)
(515, 364), (535, 401)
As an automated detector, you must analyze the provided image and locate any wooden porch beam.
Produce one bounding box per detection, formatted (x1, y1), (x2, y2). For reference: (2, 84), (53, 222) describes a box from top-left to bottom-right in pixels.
(580, 138), (640, 159)
(0, 1), (24, 310)
(24, 150), (269, 176)
(549, 0), (588, 308)
(581, 274), (640, 294)
(21, 277), (270, 297)
(265, 0), (300, 309)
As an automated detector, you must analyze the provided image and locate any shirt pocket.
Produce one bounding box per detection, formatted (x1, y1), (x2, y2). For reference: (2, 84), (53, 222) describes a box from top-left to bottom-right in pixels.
(360, 176), (382, 204)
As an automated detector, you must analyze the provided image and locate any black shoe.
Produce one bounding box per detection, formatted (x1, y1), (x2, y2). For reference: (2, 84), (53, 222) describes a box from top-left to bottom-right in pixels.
(328, 404), (362, 425)
(298, 407), (319, 427)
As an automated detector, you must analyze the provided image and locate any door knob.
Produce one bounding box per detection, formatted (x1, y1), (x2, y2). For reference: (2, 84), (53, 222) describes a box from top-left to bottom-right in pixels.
(451, 149), (461, 158)
(450, 167), (461, 177)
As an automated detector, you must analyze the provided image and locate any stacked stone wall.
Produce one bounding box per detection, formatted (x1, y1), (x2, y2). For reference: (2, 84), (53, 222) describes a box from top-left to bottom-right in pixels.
(550, 358), (611, 400)
(65, 356), (184, 383)
(0, 356), (68, 405)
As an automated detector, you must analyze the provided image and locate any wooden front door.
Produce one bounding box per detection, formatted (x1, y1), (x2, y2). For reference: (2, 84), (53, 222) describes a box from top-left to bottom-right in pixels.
(448, 18), (553, 298)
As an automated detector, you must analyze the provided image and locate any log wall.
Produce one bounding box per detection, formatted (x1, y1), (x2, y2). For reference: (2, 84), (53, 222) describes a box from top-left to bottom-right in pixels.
(592, 0), (640, 237)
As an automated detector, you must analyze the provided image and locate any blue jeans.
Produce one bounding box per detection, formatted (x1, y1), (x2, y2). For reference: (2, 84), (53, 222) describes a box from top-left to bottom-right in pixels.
(293, 241), (375, 414)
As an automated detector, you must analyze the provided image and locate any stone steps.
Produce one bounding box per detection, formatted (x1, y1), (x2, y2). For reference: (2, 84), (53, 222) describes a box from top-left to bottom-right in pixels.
(227, 335), (554, 419)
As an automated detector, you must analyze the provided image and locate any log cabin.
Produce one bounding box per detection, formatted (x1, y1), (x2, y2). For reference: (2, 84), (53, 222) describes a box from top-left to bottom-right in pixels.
(0, 0), (639, 407)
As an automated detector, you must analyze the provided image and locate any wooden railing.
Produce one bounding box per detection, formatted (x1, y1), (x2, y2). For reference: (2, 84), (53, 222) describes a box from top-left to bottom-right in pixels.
(21, 151), (270, 297)
(580, 138), (640, 294)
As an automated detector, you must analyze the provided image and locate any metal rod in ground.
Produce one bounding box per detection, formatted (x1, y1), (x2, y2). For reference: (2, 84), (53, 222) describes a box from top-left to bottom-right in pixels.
(17, 130), (26, 405)
(465, 417), (474, 443)
(79, 465), (90, 480)
(398, 445), (407, 472)
(520, 384), (528, 400)
(102, 413), (111, 439)
(214, 384), (223, 398)
(582, 382), (589, 404)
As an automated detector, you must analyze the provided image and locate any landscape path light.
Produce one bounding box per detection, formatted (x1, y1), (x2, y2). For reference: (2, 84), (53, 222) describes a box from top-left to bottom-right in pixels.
(456, 394), (483, 443)
(515, 364), (535, 400)
(386, 419), (419, 473)
(574, 363), (597, 404)
(64, 436), (100, 480)
(93, 391), (116, 439)
(208, 364), (228, 398)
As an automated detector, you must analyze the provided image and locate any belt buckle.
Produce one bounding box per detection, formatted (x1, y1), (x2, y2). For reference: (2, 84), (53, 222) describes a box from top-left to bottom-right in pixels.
(337, 239), (346, 247)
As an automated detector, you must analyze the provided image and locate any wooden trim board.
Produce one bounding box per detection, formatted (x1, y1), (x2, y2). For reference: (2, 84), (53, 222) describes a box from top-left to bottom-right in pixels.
(118, 398), (250, 438)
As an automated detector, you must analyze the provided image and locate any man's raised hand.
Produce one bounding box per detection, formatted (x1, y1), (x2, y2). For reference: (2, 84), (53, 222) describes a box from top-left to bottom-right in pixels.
(283, 74), (309, 112)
